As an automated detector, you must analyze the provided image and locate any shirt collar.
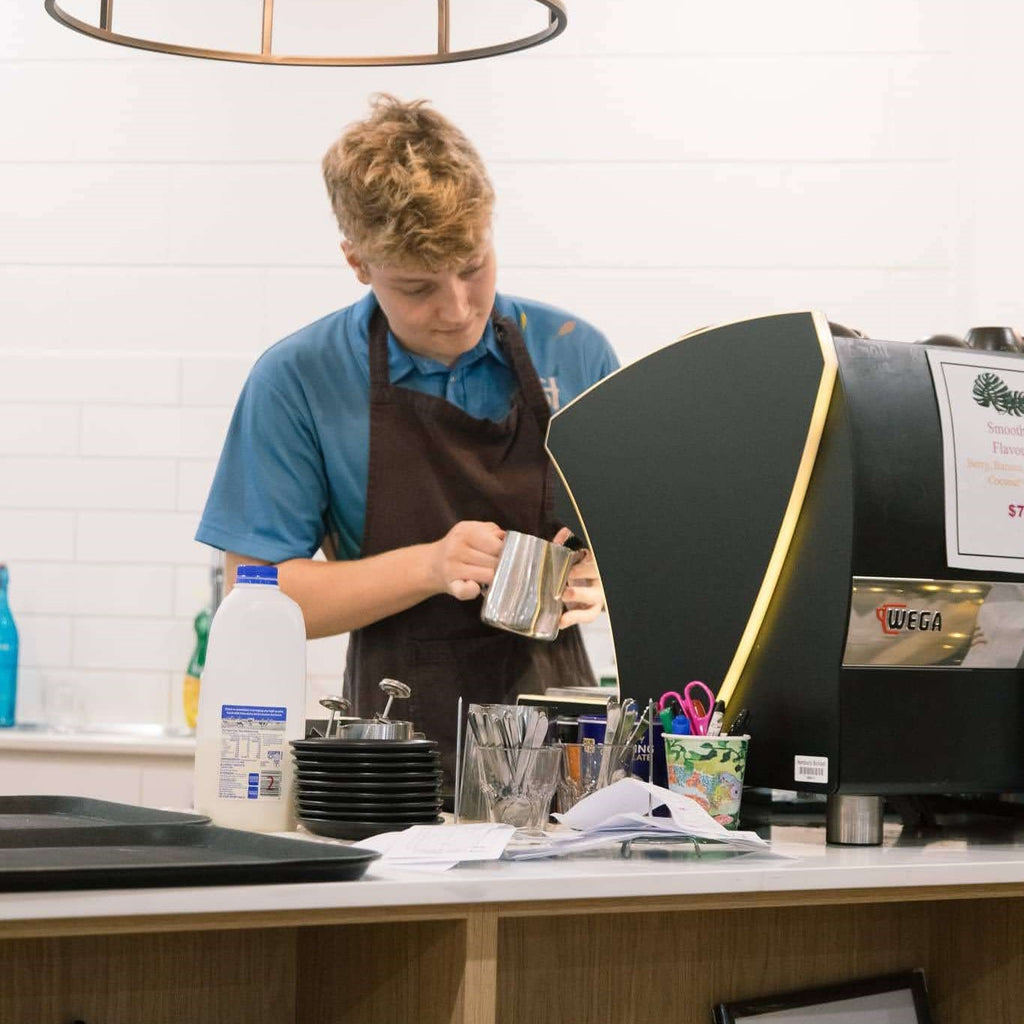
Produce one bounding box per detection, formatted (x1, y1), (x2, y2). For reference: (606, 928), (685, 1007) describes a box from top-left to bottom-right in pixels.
(355, 291), (510, 383)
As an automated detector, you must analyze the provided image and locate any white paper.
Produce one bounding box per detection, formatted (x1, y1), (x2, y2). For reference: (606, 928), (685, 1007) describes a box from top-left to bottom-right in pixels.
(554, 776), (665, 829)
(353, 822), (515, 866)
(504, 778), (775, 860)
(927, 349), (1024, 573)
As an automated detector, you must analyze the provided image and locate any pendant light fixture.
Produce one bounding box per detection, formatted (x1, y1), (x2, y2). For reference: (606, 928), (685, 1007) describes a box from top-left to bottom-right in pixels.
(43, 0), (567, 66)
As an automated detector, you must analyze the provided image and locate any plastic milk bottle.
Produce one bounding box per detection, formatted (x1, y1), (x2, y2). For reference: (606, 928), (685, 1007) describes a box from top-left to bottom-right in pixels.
(193, 565), (306, 831)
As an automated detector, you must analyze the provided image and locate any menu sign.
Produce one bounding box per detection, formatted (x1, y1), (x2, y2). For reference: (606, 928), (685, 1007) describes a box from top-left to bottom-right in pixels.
(927, 349), (1024, 573)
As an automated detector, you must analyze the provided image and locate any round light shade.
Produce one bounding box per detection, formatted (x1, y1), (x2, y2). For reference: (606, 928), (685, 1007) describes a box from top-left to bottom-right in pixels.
(43, 0), (567, 66)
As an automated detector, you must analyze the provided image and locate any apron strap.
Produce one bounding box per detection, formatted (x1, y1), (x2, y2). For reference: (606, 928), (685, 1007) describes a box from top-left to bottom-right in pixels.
(368, 305), (391, 392)
(493, 314), (554, 437)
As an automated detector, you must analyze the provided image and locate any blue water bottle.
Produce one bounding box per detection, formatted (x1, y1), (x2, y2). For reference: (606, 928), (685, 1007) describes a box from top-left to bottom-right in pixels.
(0, 565), (18, 727)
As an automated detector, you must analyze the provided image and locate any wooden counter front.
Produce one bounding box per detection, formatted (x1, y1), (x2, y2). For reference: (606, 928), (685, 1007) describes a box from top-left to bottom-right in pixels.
(2, 824), (1024, 1022)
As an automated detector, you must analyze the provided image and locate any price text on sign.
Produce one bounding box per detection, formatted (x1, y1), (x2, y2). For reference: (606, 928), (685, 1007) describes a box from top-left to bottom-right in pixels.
(1010, 505), (1024, 519)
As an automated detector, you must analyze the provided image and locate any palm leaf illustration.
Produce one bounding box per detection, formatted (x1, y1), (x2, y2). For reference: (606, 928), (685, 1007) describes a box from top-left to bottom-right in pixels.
(973, 372), (1010, 409)
(972, 372), (1024, 415)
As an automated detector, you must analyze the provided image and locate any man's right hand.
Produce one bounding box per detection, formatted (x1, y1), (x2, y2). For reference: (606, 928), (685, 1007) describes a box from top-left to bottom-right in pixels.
(428, 521), (505, 601)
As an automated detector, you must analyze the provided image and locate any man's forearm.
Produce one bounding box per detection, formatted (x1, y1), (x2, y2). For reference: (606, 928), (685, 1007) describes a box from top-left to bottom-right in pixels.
(281, 546), (444, 638)
(226, 546), (441, 639)
(223, 519), (504, 639)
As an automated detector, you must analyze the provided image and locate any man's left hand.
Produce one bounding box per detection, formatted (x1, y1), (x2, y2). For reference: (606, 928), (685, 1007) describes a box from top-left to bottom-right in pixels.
(551, 527), (605, 628)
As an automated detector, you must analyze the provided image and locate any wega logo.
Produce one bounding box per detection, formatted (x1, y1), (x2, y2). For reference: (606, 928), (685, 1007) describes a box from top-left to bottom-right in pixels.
(875, 603), (943, 635)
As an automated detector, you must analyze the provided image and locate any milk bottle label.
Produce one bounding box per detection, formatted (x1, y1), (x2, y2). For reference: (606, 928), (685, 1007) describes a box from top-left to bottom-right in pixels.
(218, 704), (287, 800)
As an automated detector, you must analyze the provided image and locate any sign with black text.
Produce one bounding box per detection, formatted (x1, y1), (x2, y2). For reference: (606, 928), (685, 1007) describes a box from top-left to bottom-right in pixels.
(928, 349), (1024, 573)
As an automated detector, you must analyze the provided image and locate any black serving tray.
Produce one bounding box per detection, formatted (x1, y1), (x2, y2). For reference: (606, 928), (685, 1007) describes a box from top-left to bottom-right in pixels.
(0, 823), (379, 891)
(0, 795), (209, 844)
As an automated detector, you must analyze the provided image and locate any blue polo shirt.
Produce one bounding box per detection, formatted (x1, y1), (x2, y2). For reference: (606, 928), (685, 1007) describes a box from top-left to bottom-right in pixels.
(196, 291), (618, 562)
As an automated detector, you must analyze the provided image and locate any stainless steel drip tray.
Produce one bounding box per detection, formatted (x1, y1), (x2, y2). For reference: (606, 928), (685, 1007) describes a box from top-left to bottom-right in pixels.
(0, 823), (379, 891)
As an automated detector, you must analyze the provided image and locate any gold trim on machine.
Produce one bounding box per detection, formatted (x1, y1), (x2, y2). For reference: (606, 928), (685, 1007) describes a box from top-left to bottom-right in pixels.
(716, 311), (837, 707)
(43, 0), (566, 66)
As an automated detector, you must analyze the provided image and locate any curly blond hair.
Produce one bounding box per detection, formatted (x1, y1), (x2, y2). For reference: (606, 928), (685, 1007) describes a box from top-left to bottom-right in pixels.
(322, 95), (495, 271)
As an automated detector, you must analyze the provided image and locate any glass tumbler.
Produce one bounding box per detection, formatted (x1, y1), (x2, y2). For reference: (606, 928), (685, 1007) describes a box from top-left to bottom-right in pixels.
(476, 745), (562, 833)
(557, 742), (634, 813)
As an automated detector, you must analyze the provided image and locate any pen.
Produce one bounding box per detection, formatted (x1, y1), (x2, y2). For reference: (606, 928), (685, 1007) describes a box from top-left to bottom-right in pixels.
(707, 700), (726, 737)
(659, 708), (674, 732)
(726, 708), (750, 736)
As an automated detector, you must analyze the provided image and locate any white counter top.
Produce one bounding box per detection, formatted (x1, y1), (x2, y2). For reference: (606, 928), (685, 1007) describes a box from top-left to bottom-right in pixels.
(4, 821), (1024, 926)
(0, 725), (195, 757)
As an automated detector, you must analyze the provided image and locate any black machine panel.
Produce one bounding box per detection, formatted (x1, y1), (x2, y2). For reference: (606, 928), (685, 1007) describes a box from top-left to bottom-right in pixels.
(729, 387), (853, 792)
(547, 312), (831, 708)
(840, 338), (1022, 584)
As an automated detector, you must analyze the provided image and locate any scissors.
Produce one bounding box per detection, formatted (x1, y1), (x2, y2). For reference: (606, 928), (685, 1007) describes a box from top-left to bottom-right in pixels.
(659, 681), (715, 736)
(658, 690), (684, 731)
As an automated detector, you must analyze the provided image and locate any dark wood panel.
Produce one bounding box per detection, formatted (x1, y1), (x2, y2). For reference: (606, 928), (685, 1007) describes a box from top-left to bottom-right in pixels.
(296, 918), (475, 1024)
(497, 897), (1024, 1023)
(0, 927), (296, 1024)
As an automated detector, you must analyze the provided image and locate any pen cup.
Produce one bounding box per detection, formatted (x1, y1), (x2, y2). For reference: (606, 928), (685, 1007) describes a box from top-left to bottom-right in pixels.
(662, 733), (749, 829)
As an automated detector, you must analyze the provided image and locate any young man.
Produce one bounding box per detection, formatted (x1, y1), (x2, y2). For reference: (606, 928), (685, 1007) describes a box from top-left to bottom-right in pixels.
(197, 95), (619, 783)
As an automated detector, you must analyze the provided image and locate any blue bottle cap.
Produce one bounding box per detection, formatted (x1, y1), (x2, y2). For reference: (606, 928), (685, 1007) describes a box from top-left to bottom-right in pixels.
(235, 565), (278, 585)
(671, 714), (691, 735)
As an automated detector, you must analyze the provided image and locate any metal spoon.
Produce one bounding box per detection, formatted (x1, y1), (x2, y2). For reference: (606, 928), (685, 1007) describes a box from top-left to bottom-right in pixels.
(378, 678), (410, 720)
(318, 695), (351, 738)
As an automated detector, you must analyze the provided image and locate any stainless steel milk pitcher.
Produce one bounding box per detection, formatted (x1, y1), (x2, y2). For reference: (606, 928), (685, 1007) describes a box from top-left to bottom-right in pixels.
(480, 531), (577, 641)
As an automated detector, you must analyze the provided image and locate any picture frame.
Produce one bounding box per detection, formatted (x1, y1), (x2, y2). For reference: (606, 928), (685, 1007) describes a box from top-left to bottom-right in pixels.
(713, 969), (933, 1023)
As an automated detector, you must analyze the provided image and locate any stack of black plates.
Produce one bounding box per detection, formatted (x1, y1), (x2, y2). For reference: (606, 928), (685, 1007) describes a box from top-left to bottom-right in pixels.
(291, 738), (444, 840)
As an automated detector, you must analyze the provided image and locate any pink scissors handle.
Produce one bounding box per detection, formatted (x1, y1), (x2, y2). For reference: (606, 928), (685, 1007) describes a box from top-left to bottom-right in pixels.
(658, 691), (686, 712)
(682, 680), (715, 735)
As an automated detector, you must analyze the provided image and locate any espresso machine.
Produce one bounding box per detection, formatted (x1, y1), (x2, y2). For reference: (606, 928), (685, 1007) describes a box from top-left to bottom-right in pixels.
(547, 311), (1024, 843)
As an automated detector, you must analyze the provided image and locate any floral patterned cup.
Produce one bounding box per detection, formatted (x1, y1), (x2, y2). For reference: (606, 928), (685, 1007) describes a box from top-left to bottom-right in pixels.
(662, 734), (749, 829)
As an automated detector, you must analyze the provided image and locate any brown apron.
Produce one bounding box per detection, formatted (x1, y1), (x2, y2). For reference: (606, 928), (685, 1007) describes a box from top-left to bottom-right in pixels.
(344, 305), (595, 797)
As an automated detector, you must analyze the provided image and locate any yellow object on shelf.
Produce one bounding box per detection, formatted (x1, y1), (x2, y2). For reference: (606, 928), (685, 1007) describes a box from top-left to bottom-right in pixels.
(182, 608), (211, 731)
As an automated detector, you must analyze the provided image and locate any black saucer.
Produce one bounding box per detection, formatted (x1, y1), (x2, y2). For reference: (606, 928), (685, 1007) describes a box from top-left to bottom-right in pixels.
(292, 751), (440, 765)
(293, 766), (440, 778)
(299, 816), (444, 840)
(297, 784), (440, 799)
(298, 798), (443, 814)
(292, 738), (437, 754)
(296, 769), (442, 783)
(298, 807), (442, 822)
(295, 775), (440, 793)
(297, 788), (441, 803)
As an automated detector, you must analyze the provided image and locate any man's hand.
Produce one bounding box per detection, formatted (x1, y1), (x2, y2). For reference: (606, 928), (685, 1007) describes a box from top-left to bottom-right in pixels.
(551, 527), (605, 628)
(429, 521), (506, 601)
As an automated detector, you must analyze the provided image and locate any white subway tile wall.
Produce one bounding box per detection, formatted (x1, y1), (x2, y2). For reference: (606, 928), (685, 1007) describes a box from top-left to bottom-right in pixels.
(2, 1), (1022, 728)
